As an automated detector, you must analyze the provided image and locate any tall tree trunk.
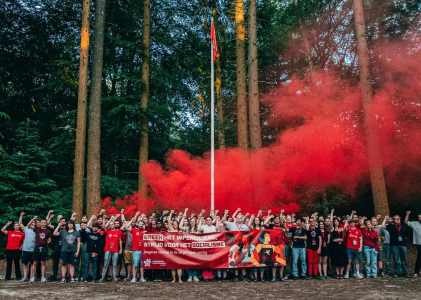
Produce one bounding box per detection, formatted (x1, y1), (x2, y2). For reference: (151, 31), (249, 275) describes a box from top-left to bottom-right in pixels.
(295, 0), (315, 74)
(248, 0), (262, 150)
(138, 0), (151, 195)
(213, 1), (225, 149)
(86, 0), (106, 216)
(353, 0), (389, 216)
(72, 0), (90, 222)
(235, 0), (248, 149)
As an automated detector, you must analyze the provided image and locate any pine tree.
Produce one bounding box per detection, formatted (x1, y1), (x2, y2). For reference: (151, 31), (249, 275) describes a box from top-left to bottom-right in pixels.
(0, 120), (60, 222)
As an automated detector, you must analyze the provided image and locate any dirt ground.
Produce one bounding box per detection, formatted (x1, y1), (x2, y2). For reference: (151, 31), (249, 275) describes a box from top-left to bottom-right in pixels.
(0, 243), (419, 300)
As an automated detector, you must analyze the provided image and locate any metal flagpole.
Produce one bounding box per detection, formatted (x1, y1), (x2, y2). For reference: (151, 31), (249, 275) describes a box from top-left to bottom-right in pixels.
(211, 18), (215, 212)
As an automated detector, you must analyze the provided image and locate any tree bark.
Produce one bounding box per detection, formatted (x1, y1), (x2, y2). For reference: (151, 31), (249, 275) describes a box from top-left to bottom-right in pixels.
(138, 0), (151, 196)
(353, 0), (389, 216)
(86, 0), (106, 216)
(213, 1), (225, 149)
(248, 0), (262, 150)
(295, 0), (315, 75)
(235, 0), (248, 149)
(72, 0), (90, 222)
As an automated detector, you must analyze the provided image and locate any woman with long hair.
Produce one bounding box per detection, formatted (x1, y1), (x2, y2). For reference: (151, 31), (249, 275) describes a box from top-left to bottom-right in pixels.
(330, 217), (347, 279)
(168, 211), (183, 283)
(318, 220), (330, 279)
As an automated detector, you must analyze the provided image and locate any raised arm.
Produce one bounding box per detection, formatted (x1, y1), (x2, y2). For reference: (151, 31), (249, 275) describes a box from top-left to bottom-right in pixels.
(404, 211), (410, 225)
(53, 221), (62, 236)
(330, 209), (334, 231)
(381, 215), (388, 229)
(168, 210), (174, 230)
(46, 209), (53, 222)
(344, 217), (350, 232)
(19, 212), (25, 231)
(87, 215), (96, 229)
(232, 208), (241, 220)
(248, 215), (255, 228)
(264, 215), (273, 226)
(241, 213), (249, 223)
(279, 209), (285, 222)
(121, 209), (126, 222)
(47, 214), (55, 229)
(1, 221), (11, 235)
(27, 216), (37, 228)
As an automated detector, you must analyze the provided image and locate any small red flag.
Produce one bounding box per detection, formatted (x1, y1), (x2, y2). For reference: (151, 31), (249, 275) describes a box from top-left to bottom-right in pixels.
(210, 21), (217, 62)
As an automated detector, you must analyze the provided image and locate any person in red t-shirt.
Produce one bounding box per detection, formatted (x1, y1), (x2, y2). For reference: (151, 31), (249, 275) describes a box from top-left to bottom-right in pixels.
(2, 221), (25, 280)
(344, 218), (363, 279)
(98, 215), (122, 283)
(123, 213), (147, 283)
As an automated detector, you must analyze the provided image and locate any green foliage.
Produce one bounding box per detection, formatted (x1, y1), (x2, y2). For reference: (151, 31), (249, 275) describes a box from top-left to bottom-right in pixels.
(0, 120), (64, 223)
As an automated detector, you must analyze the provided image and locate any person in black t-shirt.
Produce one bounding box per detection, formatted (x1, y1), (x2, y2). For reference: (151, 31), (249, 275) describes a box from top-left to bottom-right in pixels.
(290, 217), (308, 280)
(81, 216), (103, 282)
(305, 217), (322, 279)
(381, 215), (410, 277)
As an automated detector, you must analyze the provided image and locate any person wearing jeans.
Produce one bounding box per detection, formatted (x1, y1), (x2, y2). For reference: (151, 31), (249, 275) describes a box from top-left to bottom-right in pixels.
(82, 216), (103, 282)
(382, 214), (410, 277)
(404, 211), (421, 277)
(97, 215), (122, 283)
(289, 217), (307, 279)
(360, 220), (379, 278)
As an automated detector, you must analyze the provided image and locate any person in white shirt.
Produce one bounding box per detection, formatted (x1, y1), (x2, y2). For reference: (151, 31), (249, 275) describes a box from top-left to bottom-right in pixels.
(404, 211), (421, 277)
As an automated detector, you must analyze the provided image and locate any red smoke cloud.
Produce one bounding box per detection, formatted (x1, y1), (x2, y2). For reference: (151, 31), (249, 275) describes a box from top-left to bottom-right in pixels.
(101, 38), (421, 217)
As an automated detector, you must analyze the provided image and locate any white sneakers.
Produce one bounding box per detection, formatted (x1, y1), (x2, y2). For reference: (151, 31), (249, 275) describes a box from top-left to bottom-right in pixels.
(193, 276), (199, 282)
(131, 277), (137, 283)
(139, 278), (146, 282)
(187, 276), (192, 282)
(356, 273), (364, 279)
(29, 277), (35, 283)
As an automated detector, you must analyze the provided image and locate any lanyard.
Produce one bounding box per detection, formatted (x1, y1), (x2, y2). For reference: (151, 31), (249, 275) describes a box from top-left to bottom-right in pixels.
(236, 223), (242, 231)
(396, 225), (401, 236)
(336, 228), (342, 238)
(311, 228), (316, 238)
(322, 231), (325, 240)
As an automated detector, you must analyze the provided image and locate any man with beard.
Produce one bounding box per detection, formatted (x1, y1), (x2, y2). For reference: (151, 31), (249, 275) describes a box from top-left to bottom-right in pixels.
(123, 213), (146, 283)
(81, 216), (103, 282)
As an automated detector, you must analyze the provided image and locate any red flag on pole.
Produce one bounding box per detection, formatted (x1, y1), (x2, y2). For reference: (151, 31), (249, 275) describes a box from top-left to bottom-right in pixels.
(210, 20), (217, 62)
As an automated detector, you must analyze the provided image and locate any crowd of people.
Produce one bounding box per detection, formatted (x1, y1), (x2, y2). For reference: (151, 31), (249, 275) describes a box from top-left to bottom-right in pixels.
(2, 207), (421, 283)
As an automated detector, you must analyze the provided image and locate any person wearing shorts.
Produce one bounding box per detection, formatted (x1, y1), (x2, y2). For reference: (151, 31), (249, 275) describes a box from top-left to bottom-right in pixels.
(344, 218), (363, 279)
(121, 213), (146, 283)
(31, 219), (52, 283)
(19, 213), (36, 281)
(53, 219), (81, 283)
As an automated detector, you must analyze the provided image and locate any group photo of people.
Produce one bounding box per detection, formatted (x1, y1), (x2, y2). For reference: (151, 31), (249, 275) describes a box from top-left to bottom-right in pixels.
(2, 208), (421, 284)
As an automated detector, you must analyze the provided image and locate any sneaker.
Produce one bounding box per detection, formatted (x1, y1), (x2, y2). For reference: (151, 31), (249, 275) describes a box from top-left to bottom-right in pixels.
(193, 276), (199, 283)
(97, 278), (105, 283)
(41, 277), (47, 283)
(320, 276), (325, 280)
(131, 277), (137, 283)
(140, 278), (146, 283)
(19, 277), (28, 282)
(187, 276), (192, 282)
(232, 277), (238, 282)
(344, 274), (349, 279)
(300, 275), (307, 280)
(271, 277), (276, 282)
(293, 276), (299, 281)
(217, 277), (222, 282)
(306, 276), (312, 280)
(112, 278), (118, 283)
(60, 279), (66, 284)
(80, 279), (87, 283)
(157, 279), (162, 282)
(380, 271), (386, 277)
(352, 273), (357, 278)
(279, 277), (287, 282)
(30, 277), (35, 283)
(70, 278), (75, 283)
(47, 277), (57, 282)
(284, 276), (289, 280)
(261, 278), (265, 282)
(405, 274), (412, 278)
(356, 273), (364, 279)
